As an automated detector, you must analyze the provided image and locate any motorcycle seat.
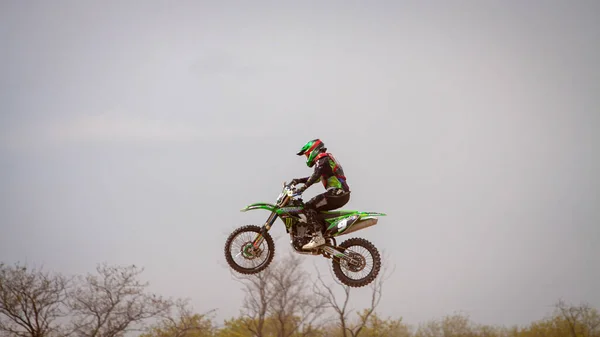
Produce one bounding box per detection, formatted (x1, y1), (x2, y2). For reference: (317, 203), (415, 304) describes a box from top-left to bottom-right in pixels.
(317, 211), (354, 220)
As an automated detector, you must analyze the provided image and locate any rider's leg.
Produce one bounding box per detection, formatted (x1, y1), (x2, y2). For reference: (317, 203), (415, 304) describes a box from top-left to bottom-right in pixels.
(304, 195), (324, 231)
(302, 190), (350, 250)
(301, 193), (326, 249)
(316, 189), (351, 211)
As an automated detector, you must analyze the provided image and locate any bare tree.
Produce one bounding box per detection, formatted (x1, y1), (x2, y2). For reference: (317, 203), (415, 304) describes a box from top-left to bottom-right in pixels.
(0, 262), (69, 337)
(414, 312), (476, 337)
(312, 254), (394, 337)
(66, 263), (172, 337)
(556, 299), (600, 337)
(231, 264), (277, 337)
(232, 253), (327, 337)
(267, 253), (326, 337)
(141, 299), (217, 337)
(312, 269), (351, 337)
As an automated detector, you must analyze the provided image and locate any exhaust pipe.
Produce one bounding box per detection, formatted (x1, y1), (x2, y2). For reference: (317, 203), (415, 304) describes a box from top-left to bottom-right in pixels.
(339, 218), (378, 236)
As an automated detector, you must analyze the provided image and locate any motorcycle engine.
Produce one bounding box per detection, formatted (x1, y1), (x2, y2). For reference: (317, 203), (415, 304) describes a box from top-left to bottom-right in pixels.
(291, 222), (313, 250)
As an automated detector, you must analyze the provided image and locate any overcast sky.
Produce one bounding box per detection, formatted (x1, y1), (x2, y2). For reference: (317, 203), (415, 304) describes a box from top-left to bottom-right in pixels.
(1, 0), (598, 329)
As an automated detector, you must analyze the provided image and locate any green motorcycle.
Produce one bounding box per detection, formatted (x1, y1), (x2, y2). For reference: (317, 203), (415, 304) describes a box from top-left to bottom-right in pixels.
(224, 181), (386, 288)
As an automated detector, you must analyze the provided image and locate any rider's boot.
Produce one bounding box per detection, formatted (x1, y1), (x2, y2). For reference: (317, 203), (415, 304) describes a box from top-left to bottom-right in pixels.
(302, 209), (326, 250)
(303, 231), (326, 250)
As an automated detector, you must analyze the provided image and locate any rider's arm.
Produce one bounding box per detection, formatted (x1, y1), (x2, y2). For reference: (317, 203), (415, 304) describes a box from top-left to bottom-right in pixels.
(299, 157), (326, 190)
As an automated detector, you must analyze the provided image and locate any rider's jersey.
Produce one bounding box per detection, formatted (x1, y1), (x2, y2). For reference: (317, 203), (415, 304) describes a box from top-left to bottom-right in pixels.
(298, 153), (350, 192)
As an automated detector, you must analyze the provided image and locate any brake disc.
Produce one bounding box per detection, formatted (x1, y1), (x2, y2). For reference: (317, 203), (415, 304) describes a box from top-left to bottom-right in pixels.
(241, 242), (263, 259)
(343, 251), (366, 272)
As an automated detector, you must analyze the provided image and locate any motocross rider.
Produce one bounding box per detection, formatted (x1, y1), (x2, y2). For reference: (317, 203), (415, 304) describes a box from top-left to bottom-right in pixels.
(291, 139), (351, 250)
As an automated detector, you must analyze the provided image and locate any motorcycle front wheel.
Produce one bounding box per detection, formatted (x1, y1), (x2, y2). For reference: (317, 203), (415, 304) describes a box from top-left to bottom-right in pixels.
(224, 225), (275, 274)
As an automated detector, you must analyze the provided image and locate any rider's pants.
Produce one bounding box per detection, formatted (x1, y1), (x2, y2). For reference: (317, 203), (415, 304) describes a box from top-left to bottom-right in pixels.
(304, 189), (351, 233)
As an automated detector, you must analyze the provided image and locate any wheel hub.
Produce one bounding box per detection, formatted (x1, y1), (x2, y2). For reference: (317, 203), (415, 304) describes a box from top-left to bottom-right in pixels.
(241, 242), (262, 259)
(344, 251), (366, 272)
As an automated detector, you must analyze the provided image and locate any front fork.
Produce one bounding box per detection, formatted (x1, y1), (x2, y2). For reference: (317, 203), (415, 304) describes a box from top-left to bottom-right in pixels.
(252, 211), (278, 248)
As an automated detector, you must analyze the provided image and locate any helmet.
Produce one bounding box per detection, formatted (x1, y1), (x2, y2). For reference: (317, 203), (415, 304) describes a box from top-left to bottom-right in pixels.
(296, 139), (326, 167)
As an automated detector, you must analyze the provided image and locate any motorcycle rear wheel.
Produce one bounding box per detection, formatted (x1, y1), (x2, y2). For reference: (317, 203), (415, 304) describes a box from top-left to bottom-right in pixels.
(332, 237), (381, 287)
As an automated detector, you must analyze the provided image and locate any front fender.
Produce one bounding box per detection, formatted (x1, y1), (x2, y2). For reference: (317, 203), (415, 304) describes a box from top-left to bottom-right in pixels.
(240, 202), (278, 213)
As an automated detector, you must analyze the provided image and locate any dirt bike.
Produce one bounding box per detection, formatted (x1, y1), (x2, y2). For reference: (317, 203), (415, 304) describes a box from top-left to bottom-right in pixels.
(224, 181), (386, 288)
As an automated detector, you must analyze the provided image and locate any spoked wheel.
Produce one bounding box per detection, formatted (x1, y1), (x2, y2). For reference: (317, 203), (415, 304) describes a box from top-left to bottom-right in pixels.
(332, 237), (381, 287)
(224, 225), (275, 274)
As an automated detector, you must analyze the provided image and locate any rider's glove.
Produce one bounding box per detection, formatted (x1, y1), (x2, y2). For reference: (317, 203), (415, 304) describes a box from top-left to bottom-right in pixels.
(295, 185), (306, 194)
(290, 179), (300, 185)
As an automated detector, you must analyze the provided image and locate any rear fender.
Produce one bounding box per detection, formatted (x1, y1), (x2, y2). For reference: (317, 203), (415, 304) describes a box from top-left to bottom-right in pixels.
(358, 211), (387, 219)
(325, 211), (386, 236)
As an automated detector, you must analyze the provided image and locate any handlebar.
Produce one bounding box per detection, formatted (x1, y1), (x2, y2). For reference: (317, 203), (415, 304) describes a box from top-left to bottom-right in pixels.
(283, 181), (303, 198)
